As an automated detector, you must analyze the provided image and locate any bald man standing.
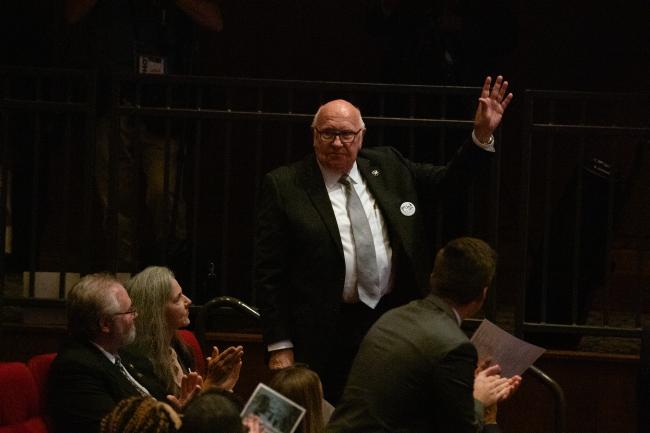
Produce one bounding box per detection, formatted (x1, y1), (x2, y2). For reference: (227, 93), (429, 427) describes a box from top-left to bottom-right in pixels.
(254, 76), (513, 403)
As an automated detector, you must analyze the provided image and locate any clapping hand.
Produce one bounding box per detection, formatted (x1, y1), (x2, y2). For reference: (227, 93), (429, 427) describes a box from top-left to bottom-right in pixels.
(167, 371), (203, 409)
(204, 345), (244, 391)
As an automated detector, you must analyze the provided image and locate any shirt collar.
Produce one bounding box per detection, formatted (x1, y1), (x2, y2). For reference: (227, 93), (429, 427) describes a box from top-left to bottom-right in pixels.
(451, 307), (462, 326)
(318, 160), (361, 190)
(91, 341), (118, 364)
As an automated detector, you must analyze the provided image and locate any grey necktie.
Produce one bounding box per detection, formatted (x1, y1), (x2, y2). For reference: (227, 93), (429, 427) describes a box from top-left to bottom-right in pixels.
(115, 357), (150, 396)
(339, 174), (380, 308)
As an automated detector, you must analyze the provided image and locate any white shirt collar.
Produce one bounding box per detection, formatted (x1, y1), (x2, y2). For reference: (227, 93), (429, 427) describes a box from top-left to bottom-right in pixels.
(318, 160), (361, 190)
(91, 341), (118, 363)
(451, 307), (462, 326)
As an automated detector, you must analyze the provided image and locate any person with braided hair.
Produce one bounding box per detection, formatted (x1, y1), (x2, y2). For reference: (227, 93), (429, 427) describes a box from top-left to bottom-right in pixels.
(100, 396), (182, 433)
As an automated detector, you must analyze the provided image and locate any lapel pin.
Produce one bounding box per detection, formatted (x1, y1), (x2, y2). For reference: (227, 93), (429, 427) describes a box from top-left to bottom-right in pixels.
(371, 169), (380, 177)
(400, 201), (416, 216)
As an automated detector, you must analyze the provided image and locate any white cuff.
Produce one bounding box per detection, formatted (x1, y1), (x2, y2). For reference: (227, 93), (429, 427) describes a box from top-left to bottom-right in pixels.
(268, 340), (294, 352)
(472, 130), (495, 153)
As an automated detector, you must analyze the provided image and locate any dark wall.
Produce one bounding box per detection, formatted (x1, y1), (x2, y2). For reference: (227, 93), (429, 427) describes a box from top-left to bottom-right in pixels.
(2, 0), (648, 92)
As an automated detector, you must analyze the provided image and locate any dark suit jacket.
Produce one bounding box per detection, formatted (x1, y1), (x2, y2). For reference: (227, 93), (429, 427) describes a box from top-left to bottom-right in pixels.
(326, 294), (486, 433)
(254, 143), (492, 373)
(48, 338), (167, 433)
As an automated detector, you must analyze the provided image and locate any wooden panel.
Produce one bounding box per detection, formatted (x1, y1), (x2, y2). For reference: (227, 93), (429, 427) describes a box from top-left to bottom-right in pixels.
(500, 351), (639, 433)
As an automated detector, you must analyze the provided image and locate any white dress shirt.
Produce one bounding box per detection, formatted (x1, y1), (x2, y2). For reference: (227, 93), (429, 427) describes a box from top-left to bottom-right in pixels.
(320, 161), (393, 304)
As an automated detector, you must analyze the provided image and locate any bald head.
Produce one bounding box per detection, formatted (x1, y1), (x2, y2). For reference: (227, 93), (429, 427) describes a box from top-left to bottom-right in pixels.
(311, 99), (366, 174)
(311, 100), (365, 129)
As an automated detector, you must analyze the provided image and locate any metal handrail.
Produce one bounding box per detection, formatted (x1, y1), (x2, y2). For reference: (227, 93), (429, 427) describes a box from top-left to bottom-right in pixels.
(194, 296), (260, 347)
(528, 365), (567, 433)
(201, 295), (260, 319)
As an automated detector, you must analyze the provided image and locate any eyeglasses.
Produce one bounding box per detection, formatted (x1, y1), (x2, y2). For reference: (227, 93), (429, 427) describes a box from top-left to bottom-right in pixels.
(313, 128), (364, 144)
(112, 307), (137, 317)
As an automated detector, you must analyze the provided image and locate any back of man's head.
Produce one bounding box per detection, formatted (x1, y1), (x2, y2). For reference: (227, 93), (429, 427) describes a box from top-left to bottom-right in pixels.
(67, 273), (121, 341)
(179, 389), (244, 433)
(429, 237), (497, 305)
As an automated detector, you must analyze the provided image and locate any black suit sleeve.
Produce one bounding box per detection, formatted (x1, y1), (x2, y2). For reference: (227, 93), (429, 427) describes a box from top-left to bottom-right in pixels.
(431, 341), (483, 433)
(404, 141), (493, 202)
(254, 173), (292, 345)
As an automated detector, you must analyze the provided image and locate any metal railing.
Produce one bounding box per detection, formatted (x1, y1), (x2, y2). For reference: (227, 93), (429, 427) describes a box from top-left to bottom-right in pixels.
(1, 67), (648, 351)
(528, 365), (567, 433)
(516, 89), (650, 343)
(1, 67), (500, 310)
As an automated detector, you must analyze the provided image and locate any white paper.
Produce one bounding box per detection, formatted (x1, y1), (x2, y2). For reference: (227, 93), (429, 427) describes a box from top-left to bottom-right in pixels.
(241, 383), (306, 433)
(470, 319), (546, 377)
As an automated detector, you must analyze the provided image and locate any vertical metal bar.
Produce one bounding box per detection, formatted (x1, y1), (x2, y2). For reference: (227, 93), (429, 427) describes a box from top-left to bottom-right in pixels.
(219, 121), (232, 293)
(516, 90), (534, 338)
(603, 123), (617, 327)
(107, 79), (121, 273)
(377, 94), (385, 147)
(571, 134), (586, 325)
(407, 94), (416, 159)
(29, 112), (40, 297)
(190, 117), (202, 296)
(435, 94), (448, 248)
(162, 83), (173, 265)
(540, 101), (555, 323)
(132, 83), (145, 271)
(0, 107), (7, 298)
(60, 110), (73, 298)
(639, 252), (647, 328)
(81, 71), (97, 276)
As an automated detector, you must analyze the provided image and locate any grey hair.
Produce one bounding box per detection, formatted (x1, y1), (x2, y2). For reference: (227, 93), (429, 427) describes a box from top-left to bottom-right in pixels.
(67, 273), (122, 340)
(126, 266), (179, 394)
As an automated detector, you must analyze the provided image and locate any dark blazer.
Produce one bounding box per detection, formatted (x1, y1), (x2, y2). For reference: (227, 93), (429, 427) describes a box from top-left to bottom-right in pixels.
(48, 338), (167, 433)
(326, 294), (486, 433)
(254, 143), (492, 373)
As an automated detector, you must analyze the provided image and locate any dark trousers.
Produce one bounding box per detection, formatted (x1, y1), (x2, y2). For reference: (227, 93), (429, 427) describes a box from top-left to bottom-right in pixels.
(321, 294), (399, 405)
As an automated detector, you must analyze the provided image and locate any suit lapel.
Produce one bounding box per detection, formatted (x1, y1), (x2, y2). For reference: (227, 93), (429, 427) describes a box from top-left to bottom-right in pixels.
(83, 341), (142, 395)
(299, 156), (344, 256)
(357, 155), (411, 245)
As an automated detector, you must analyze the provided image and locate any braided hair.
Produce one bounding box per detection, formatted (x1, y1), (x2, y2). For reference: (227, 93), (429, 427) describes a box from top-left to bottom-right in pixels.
(100, 396), (182, 433)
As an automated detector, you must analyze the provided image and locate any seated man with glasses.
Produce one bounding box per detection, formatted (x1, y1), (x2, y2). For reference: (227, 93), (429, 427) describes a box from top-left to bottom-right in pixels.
(255, 76), (513, 404)
(49, 273), (170, 433)
(48, 273), (240, 433)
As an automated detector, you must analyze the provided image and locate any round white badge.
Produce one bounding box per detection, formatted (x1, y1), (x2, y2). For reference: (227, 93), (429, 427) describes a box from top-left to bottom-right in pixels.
(400, 202), (416, 216)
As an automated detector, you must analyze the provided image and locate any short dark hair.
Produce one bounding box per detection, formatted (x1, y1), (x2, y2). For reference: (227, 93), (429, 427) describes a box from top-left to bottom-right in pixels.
(429, 237), (497, 305)
(179, 389), (244, 433)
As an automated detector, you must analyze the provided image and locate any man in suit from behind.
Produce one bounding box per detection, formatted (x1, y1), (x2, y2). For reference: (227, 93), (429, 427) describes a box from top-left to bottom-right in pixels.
(48, 273), (169, 433)
(326, 237), (521, 433)
(254, 76), (513, 403)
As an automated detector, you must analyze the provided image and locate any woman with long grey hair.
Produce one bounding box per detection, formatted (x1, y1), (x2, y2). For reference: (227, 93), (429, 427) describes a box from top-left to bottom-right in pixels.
(125, 266), (242, 400)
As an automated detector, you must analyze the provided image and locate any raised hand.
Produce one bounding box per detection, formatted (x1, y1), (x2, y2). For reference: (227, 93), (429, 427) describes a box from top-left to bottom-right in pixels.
(473, 75), (513, 143)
